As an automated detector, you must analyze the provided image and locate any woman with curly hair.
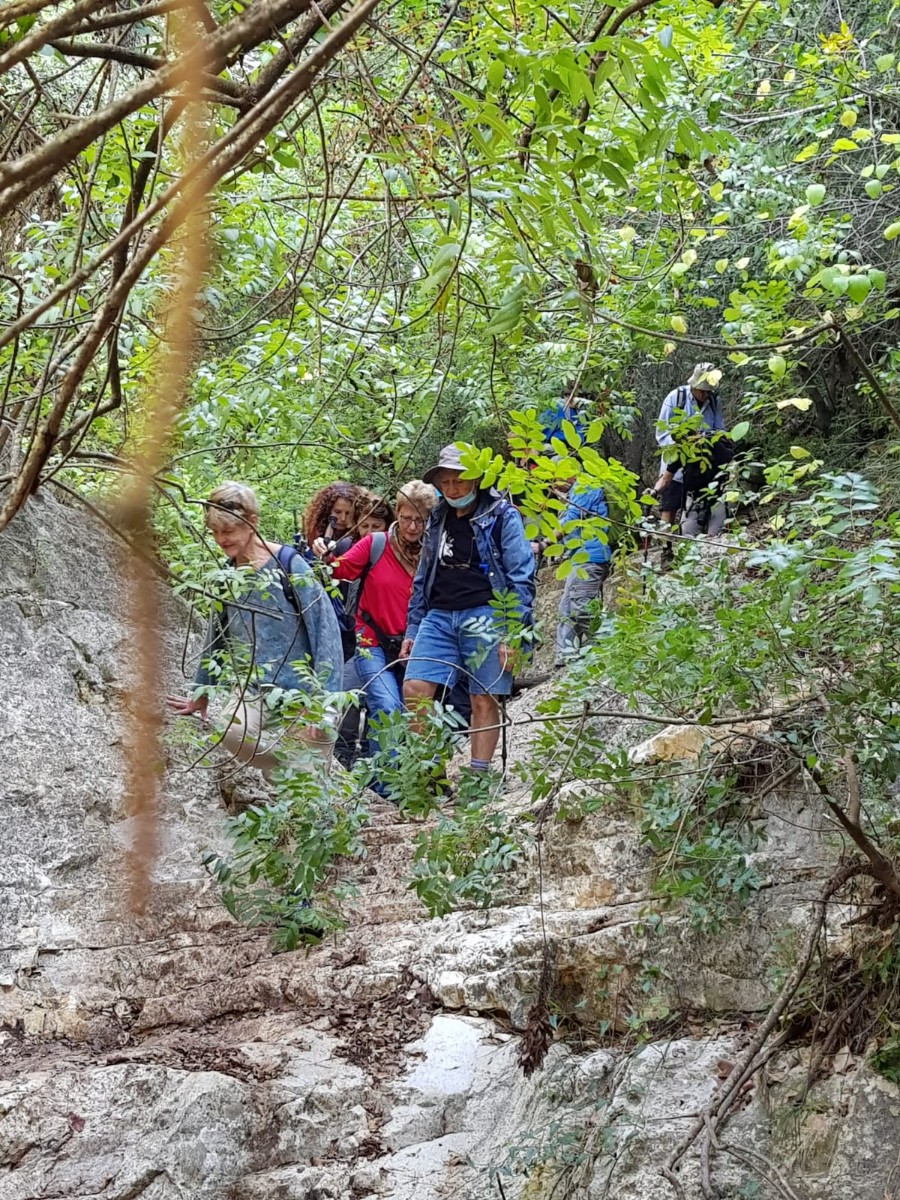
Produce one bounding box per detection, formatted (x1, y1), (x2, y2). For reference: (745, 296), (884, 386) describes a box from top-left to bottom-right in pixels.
(354, 488), (394, 540)
(303, 481), (359, 557)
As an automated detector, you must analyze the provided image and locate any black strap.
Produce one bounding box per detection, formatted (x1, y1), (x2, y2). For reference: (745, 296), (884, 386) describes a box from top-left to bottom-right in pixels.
(359, 606), (403, 661)
(274, 544), (303, 615)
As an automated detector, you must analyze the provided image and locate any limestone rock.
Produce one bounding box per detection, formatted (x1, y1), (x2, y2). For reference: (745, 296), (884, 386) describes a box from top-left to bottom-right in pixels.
(1, 492), (899, 1200)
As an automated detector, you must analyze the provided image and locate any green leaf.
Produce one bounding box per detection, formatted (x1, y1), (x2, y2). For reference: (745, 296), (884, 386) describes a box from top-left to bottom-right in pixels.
(768, 354), (786, 380)
(876, 53), (895, 71)
(487, 60), (505, 90)
(846, 274), (871, 302)
(865, 180), (883, 199)
(831, 138), (859, 152)
(884, 220), (900, 241)
(731, 420), (750, 442)
(794, 142), (819, 163)
(561, 419), (583, 449)
(839, 109), (858, 128)
(806, 183), (826, 206)
(670, 315), (686, 334)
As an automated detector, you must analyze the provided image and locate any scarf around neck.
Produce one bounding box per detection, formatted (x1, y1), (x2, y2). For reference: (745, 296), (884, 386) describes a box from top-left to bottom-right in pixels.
(389, 521), (421, 576)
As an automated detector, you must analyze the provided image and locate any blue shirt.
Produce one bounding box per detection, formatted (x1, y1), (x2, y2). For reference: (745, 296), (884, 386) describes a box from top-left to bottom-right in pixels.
(539, 399), (587, 446)
(560, 485), (611, 564)
(656, 386), (726, 476)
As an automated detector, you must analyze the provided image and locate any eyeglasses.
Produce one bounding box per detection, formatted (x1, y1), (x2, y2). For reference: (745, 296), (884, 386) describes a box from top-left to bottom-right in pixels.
(397, 514), (425, 526)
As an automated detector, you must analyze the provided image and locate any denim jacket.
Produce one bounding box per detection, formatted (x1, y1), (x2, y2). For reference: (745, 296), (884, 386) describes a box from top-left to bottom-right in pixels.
(195, 550), (343, 695)
(405, 490), (536, 641)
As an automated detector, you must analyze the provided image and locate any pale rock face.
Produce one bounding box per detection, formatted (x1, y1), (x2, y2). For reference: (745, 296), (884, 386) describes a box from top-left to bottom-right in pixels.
(628, 719), (773, 765)
(1, 492), (899, 1200)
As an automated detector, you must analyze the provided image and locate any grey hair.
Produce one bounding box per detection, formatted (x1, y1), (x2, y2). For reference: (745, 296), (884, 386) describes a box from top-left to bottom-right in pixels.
(396, 479), (438, 517)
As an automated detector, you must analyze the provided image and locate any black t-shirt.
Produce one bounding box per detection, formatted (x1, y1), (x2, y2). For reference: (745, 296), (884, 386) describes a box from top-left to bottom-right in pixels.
(430, 508), (494, 611)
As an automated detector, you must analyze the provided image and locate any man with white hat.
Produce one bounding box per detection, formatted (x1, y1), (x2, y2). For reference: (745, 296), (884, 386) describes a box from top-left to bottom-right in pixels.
(401, 444), (536, 777)
(652, 363), (727, 532)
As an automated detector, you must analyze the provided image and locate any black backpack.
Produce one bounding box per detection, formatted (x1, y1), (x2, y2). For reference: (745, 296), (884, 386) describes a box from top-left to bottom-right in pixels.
(680, 435), (734, 496)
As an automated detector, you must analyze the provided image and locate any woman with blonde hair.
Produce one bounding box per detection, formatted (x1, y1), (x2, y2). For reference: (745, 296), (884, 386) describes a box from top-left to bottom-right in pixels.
(314, 480), (436, 773)
(168, 482), (343, 778)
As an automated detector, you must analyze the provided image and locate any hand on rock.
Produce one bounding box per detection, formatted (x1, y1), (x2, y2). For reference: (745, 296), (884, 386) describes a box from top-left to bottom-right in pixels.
(167, 695), (208, 719)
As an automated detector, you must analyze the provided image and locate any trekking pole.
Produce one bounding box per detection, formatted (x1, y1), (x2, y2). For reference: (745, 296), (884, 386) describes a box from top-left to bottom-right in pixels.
(640, 494), (653, 598)
(499, 696), (508, 777)
(292, 508), (301, 551)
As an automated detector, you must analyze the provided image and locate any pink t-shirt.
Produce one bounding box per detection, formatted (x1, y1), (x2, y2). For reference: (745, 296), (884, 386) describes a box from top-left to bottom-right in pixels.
(330, 534), (414, 647)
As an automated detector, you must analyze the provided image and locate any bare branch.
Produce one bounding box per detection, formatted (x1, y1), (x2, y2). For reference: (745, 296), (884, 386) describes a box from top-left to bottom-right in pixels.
(0, 0), (315, 215)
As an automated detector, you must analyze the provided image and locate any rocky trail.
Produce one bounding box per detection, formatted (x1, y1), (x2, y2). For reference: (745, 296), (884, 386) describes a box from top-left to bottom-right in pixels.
(2, 492), (899, 1200)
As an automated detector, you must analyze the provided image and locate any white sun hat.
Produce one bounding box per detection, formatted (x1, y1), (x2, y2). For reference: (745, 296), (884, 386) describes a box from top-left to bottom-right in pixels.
(686, 363), (720, 390)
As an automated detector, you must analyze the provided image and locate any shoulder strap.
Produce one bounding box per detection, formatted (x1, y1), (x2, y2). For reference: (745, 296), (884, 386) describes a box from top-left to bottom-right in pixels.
(488, 502), (510, 553)
(274, 544), (302, 616)
(369, 530), (387, 566)
(345, 531), (388, 620)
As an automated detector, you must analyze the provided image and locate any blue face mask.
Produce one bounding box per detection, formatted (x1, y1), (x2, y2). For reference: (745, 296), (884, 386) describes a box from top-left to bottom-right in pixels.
(444, 490), (477, 509)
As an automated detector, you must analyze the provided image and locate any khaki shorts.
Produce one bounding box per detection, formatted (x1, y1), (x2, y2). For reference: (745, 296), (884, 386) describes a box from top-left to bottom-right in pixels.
(219, 691), (336, 780)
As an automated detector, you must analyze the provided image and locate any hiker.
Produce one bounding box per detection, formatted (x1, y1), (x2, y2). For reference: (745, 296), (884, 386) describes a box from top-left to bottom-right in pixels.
(302, 481), (359, 558)
(555, 479), (612, 666)
(353, 489), (394, 540)
(314, 488), (394, 768)
(653, 363), (727, 532)
(167, 482), (343, 779)
(318, 481), (437, 775)
(539, 383), (590, 447)
(653, 364), (731, 540)
(401, 445), (536, 775)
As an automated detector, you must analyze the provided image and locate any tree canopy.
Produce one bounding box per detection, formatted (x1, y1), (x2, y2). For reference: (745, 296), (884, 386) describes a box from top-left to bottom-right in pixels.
(1, 0), (898, 528)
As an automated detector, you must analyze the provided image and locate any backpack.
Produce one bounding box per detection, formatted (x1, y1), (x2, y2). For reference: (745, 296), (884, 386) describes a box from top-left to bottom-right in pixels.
(680, 435), (734, 496)
(275, 544), (358, 662)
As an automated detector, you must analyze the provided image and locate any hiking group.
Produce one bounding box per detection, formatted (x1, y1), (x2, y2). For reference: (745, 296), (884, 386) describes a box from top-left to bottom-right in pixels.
(168, 364), (731, 788)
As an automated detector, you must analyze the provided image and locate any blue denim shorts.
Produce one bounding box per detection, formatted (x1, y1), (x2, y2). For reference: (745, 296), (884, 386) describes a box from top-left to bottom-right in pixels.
(404, 605), (512, 696)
